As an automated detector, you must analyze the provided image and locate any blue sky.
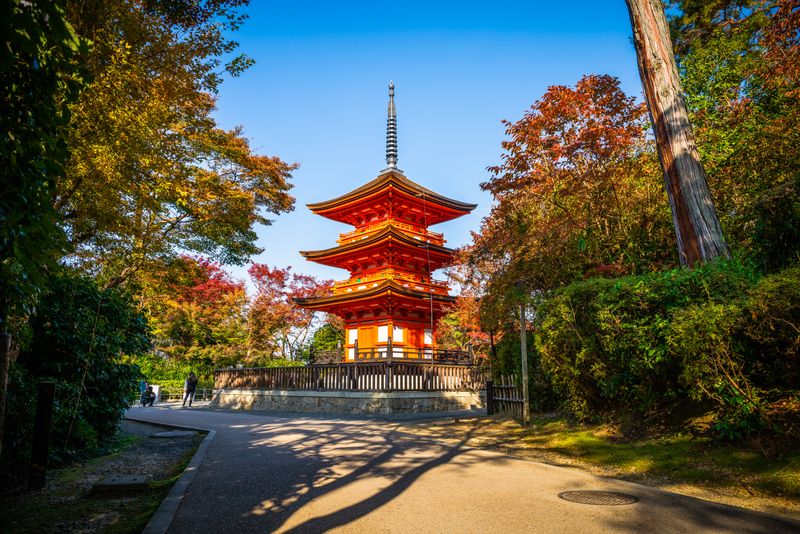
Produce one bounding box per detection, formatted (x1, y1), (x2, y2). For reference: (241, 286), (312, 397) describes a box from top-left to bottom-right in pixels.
(212, 1), (643, 285)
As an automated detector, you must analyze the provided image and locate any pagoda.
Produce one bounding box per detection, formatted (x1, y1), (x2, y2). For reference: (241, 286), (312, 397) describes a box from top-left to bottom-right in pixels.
(295, 83), (476, 362)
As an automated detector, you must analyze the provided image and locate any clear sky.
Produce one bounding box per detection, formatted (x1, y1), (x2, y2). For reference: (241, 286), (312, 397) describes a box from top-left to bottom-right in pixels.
(212, 1), (643, 285)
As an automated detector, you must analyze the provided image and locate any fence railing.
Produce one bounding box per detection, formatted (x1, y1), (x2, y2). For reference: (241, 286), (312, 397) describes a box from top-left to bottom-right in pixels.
(486, 376), (524, 419)
(132, 387), (213, 404)
(215, 361), (486, 392)
(158, 387), (213, 402)
(312, 347), (473, 365)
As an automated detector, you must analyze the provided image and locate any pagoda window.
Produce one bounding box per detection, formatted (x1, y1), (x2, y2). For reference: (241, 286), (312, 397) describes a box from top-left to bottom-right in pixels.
(424, 329), (433, 345)
(377, 325), (389, 342)
(393, 326), (404, 343)
(348, 329), (358, 344)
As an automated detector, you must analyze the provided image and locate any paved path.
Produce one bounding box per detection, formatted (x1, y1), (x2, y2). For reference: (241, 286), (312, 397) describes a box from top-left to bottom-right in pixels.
(127, 405), (800, 533)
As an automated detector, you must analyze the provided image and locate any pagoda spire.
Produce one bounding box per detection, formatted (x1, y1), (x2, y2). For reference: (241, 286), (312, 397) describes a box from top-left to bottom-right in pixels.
(386, 81), (398, 169)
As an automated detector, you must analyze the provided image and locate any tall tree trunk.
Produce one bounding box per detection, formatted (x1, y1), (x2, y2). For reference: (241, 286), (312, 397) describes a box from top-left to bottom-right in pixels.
(625, 0), (730, 266)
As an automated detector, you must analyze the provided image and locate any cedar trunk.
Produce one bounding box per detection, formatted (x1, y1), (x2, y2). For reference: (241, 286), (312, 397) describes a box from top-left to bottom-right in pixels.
(625, 0), (729, 266)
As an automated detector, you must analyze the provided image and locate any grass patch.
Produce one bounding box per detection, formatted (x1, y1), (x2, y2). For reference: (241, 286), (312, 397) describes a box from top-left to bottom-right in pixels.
(515, 415), (800, 497)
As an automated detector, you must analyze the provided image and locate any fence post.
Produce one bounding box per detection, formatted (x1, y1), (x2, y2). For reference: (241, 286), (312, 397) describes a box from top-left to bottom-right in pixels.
(387, 337), (393, 359)
(486, 380), (494, 415)
(29, 382), (55, 489)
(385, 360), (392, 391)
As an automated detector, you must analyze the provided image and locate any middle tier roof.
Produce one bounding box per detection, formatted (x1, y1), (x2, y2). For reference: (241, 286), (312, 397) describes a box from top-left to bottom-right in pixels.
(300, 224), (456, 272)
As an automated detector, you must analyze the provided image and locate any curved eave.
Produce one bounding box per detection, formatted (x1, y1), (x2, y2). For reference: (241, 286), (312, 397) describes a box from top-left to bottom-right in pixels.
(299, 225), (455, 263)
(293, 279), (455, 310)
(307, 170), (477, 215)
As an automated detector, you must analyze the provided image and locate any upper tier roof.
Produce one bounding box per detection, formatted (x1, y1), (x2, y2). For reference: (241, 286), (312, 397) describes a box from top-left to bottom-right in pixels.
(307, 169), (477, 226)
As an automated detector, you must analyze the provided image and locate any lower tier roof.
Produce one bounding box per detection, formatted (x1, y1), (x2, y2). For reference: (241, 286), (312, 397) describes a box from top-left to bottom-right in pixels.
(294, 279), (454, 317)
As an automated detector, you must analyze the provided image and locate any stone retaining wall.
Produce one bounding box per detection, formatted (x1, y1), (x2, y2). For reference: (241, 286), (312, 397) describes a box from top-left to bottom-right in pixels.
(211, 389), (485, 415)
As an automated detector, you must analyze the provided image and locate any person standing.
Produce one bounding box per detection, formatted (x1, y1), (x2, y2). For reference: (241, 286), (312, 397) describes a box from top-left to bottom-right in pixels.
(182, 372), (198, 407)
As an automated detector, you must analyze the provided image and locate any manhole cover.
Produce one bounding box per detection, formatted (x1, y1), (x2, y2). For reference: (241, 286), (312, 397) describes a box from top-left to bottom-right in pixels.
(558, 490), (639, 506)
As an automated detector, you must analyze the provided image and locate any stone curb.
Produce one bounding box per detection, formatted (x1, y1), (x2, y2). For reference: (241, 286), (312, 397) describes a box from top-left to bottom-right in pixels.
(125, 415), (216, 534)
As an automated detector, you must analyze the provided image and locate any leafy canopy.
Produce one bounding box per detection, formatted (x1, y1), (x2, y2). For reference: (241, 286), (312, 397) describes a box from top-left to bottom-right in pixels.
(0, 0), (88, 327)
(59, 0), (295, 287)
(464, 74), (674, 325)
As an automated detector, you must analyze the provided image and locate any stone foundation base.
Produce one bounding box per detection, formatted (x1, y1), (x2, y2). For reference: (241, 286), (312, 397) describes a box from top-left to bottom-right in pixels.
(211, 389), (485, 415)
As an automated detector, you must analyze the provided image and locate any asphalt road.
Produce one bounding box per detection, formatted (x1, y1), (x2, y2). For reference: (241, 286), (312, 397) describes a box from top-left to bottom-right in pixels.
(127, 405), (800, 533)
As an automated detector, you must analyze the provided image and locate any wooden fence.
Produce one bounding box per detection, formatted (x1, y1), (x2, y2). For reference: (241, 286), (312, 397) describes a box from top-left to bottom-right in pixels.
(215, 361), (486, 392)
(486, 376), (524, 419)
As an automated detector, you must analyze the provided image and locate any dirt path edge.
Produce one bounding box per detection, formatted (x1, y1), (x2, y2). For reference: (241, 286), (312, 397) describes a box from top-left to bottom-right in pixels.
(125, 416), (216, 534)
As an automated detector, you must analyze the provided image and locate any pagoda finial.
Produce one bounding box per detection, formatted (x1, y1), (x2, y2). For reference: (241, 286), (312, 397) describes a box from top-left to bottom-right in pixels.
(386, 81), (398, 169)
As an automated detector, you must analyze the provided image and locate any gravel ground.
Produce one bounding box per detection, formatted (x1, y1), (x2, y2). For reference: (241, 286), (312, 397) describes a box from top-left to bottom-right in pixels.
(2, 419), (204, 534)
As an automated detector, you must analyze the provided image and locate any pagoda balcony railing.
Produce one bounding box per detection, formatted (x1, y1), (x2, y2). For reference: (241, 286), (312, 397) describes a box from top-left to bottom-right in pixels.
(332, 271), (449, 295)
(337, 220), (444, 246)
(311, 346), (473, 365)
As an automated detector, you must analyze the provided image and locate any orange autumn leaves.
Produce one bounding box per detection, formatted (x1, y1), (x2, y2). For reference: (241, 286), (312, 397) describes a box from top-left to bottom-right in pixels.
(463, 75), (675, 323)
(142, 256), (332, 363)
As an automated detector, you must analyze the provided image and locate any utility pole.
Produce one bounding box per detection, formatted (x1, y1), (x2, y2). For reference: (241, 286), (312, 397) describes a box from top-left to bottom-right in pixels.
(519, 301), (530, 426)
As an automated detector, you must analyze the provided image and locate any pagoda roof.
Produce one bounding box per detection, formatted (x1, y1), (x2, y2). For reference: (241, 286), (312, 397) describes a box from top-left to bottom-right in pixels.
(293, 279), (455, 311)
(300, 225), (455, 269)
(307, 170), (477, 226)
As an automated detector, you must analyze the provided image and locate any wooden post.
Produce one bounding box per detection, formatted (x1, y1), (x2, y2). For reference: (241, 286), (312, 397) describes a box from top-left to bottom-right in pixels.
(29, 382), (55, 489)
(625, 0), (729, 266)
(486, 380), (494, 415)
(520, 302), (530, 426)
(353, 340), (358, 360)
(0, 332), (11, 460)
(387, 336), (393, 359)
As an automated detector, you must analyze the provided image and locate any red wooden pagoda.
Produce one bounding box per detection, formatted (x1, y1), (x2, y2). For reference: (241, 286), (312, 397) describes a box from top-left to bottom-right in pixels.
(295, 83), (476, 362)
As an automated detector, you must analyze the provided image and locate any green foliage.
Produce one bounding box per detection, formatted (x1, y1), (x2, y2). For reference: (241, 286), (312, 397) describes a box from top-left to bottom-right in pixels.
(535, 261), (769, 430)
(672, 1), (800, 271)
(309, 323), (344, 353)
(740, 268), (800, 387)
(536, 260), (800, 438)
(491, 330), (555, 412)
(59, 0), (295, 287)
(124, 345), (304, 389)
(0, 0), (88, 327)
(750, 178), (800, 271)
(669, 302), (763, 439)
(2, 269), (150, 484)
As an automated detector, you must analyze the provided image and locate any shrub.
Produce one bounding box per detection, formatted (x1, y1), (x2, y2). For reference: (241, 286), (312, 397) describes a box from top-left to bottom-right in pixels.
(2, 269), (150, 484)
(741, 268), (800, 387)
(670, 302), (764, 438)
(535, 260), (755, 423)
(535, 260), (799, 438)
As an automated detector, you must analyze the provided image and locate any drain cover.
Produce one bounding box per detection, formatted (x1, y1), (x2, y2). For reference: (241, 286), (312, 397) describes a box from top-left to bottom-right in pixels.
(558, 490), (639, 506)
